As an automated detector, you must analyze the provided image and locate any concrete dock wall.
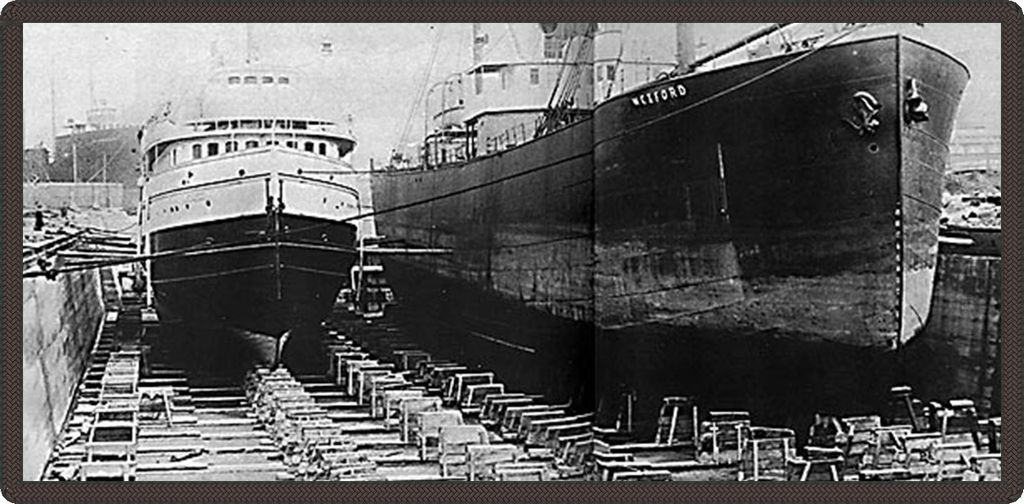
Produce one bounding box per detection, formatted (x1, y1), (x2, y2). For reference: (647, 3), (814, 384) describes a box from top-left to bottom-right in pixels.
(904, 251), (1001, 414)
(23, 182), (125, 209)
(22, 269), (104, 480)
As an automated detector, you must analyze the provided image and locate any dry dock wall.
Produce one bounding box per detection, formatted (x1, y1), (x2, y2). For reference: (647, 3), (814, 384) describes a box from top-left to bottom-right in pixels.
(905, 251), (1001, 414)
(22, 269), (104, 480)
(23, 182), (125, 209)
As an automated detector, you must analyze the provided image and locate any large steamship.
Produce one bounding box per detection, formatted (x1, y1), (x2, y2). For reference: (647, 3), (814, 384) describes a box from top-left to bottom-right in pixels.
(371, 23), (969, 405)
(138, 63), (363, 349)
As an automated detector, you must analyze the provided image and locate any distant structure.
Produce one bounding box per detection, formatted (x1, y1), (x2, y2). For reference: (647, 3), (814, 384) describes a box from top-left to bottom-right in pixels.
(22, 144), (51, 183)
(949, 126), (1000, 174)
(946, 126), (1000, 195)
(50, 102), (141, 207)
(943, 126), (1000, 229)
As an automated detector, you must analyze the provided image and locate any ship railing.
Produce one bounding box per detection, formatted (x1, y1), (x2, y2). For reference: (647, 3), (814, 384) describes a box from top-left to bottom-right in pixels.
(485, 121), (538, 154)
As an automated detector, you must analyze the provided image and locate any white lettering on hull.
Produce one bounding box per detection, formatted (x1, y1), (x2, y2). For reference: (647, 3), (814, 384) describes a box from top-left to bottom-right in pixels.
(630, 84), (688, 107)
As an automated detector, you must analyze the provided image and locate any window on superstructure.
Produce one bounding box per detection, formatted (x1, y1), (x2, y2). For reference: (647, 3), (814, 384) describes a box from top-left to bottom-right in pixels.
(172, 148), (177, 165)
(530, 67), (540, 85)
(228, 76), (241, 85)
(293, 121), (307, 130)
(278, 76), (290, 84)
(606, 65), (616, 82)
(192, 144), (202, 159)
(286, 140), (297, 149)
(207, 142), (219, 156)
(304, 141), (315, 152)
(245, 139), (259, 149)
(319, 143), (327, 156)
(225, 141), (238, 153)
(244, 76), (258, 84)
(543, 35), (563, 59)
(263, 76), (274, 84)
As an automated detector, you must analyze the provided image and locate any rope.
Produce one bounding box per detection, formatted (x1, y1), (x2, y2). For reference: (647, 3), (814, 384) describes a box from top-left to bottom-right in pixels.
(396, 24), (446, 150)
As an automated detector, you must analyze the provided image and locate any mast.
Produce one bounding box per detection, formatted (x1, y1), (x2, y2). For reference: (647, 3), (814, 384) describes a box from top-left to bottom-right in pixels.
(471, 23), (485, 107)
(49, 63), (56, 152)
(675, 23), (696, 74)
(89, 64), (96, 108)
(245, 23), (259, 64)
(471, 23), (485, 65)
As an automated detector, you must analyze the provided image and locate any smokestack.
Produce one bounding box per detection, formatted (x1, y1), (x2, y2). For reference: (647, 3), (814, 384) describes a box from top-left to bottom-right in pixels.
(472, 23), (485, 65)
(675, 23), (696, 74)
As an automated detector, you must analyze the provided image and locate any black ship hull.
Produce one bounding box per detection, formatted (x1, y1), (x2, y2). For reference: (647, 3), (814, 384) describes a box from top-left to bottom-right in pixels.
(595, 35), (968, 348)
(372, 33), (968, 419)
(150, 213), (357, 339)
(374, 34), (968, 345)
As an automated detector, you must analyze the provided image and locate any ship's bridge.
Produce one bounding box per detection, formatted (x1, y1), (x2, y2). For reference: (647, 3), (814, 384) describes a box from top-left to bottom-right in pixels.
(141, 65), (357, 174)
(198, 65), (346, 121)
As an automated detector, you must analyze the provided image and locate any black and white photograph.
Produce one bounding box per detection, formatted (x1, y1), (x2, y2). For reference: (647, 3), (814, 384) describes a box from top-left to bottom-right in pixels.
(20, 22), (1002, 484)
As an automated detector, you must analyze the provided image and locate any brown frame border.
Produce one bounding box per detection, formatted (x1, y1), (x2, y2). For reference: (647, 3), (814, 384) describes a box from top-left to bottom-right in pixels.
(2, 2), (1020, 502)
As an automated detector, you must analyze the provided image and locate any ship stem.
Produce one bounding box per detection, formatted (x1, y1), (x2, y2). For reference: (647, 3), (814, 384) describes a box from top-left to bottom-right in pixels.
(274, 178), (283, 300)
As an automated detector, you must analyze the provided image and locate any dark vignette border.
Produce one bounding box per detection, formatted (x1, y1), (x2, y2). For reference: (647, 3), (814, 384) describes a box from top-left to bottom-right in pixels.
(1, 1), (1020, 502)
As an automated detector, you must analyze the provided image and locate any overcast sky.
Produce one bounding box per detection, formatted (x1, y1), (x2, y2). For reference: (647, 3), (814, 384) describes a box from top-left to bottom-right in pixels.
(23, 23), (1000, 168)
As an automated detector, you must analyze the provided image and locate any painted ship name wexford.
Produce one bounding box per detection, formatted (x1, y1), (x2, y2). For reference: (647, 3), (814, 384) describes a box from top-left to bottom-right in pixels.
(630, 84), (687, 107)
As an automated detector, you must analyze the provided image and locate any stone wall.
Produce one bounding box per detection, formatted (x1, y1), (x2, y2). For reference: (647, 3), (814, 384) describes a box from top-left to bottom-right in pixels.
(22, 269), (104, 480)
(904, 252), (1001, 414)
(23, 183), (125, 209)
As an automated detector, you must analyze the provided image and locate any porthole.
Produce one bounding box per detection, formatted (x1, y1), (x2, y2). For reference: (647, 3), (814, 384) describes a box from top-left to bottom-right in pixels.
(868, 143), (880, 153)
(238, 169), (246, 176)
(206, 200), (212, 207)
